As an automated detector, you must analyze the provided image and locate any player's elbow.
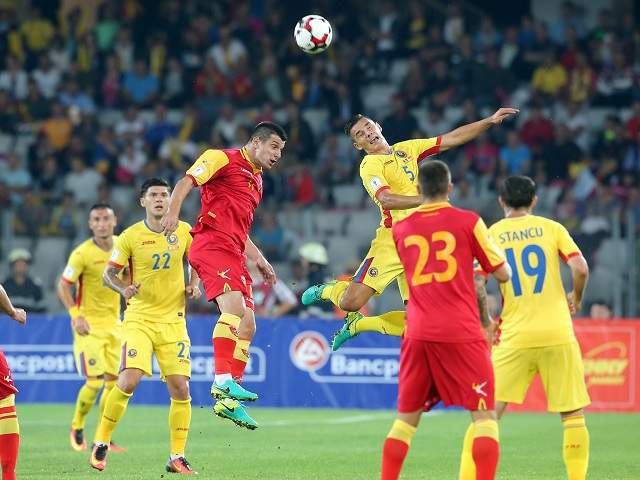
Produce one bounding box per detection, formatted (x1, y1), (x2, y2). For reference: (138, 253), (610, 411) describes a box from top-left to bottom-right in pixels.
(492, 263), (512, 283)
(569, 255), (589, 278)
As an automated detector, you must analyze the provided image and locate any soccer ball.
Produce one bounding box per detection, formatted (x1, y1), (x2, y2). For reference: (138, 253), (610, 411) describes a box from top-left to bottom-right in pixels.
(294, 15), (332, 54)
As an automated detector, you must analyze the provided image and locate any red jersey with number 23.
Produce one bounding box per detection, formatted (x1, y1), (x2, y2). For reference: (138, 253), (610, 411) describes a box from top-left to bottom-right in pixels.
(392, 202), (506, 343)
(186, 147), (263, 251)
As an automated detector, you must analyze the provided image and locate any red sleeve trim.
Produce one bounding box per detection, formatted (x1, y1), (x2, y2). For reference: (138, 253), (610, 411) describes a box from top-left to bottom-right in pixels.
(61, 277), (74, 285)
(560, 251), (581, 264)
(186, 174), (199, 186)
(108, 261), (124, 269)
(375, 185), (391, 199)
(474, 269), (489, 278)
(417, 135), (442, 163)
(484, 260), (506, 274)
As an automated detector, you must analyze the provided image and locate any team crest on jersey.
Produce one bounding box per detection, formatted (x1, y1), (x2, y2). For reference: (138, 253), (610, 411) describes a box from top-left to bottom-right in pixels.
(369, 267), (378, 277)
(127, 349), (137, 358)
(167, 234), (179, 251)
(88, 358), (96, 366)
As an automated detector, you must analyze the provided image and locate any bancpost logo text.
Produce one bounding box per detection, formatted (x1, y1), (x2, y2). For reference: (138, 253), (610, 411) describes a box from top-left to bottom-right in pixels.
(289, 331), (400, 384)
(4, 345), (77, 380)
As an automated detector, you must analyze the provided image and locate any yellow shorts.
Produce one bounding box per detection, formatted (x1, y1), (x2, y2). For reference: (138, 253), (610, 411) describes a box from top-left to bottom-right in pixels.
(493, 342), (591, 412)
(73, 323), (122, 377)
(120, 316), (191, 379)
(353, 227), (409, 302)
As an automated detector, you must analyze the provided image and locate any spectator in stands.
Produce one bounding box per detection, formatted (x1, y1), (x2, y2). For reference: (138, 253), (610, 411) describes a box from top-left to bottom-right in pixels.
(288, 165), (316, 206)
(113, 28), (135, 72)
(37, 156), (64, 202)
(298, 243), (335, 319)
(115, 105), (145, 140)
(253, 212), (287, 262)
(499, 26), (520, 70)
(22, 78), (50, 122)
(284, 101), (316, 163)
(63, 157), (103, 205)
(0, 56), (28, 100)
(382, 96), (418, 146)
(520, 105), (555, 152)
(59, 78), (96, 115)
(567, 52), (595, 104)
(40, 102), (72, 152)
(464, 132), (498, 176)
(31, 54), (61, 99)
(422, 107), (451, 137)
(208, 26), (247, 75)
(2, 248), (45, 312)
(625, 101), (640, 139)
(622, 130), (640, 178)
(593, 115), (626, 159)
(531, 51), (567, 101)
(249, 262), (298, 318)
(500, 130), (531, 175)
(145, 103), (177, 151)
(317, 132), (358, 189)
(163, 57), (185, 107)
(116, 142), (147, 184)
(1, 153), (31, 205)
(48, 190), (81, 238)
(589, 300), (613, 319)
(20, 6), (55, 61)
(212, 102), (240, 145)
(541, 124), (581, 181)
(122, 59), (159, 107)
(594, 52), (634, 107)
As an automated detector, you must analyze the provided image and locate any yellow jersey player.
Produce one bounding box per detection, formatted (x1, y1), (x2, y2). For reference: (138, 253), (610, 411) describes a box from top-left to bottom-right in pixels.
(459, 175), (591, 480)
(301, 108), (519, 349)
(90, 178), (201, 475)
(57, 204), (127, 453)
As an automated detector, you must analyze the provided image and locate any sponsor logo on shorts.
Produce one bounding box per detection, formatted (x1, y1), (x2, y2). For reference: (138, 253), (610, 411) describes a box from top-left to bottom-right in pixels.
(127, 349), (137, 358)
(290, 331), (330, 372)
(583, 341), (629, 387)
(369, 267), (378, 277)
(472, 381), (488, 397)
(218, 269), (230, 279)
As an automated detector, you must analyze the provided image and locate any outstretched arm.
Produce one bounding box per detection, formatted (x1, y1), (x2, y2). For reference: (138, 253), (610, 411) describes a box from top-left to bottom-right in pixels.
(376, 189), (423, 211)
(0, 283), (26, 324)
(162, 176), (195, 235)
(440, 108), (519, 152)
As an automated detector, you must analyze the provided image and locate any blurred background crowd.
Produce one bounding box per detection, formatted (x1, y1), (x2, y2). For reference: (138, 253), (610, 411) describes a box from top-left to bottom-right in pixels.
(0, 0), (638, 316)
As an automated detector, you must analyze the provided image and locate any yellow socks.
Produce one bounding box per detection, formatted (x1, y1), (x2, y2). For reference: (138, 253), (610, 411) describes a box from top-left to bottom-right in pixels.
(387, 419), (417, 445)
(353, 311), (406, 336)
(169, 398), (191, 457)
(98, 380), (116, 420)
(458, 423), (476, 480)
(71, 378), (103, 430)
(320, 280), (349, 307)
(94, 385), (132, 445)
(562, 415), (589, 480)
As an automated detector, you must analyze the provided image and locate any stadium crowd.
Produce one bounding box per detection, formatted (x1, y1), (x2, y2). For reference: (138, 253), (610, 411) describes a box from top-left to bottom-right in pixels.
(0, 0), (638, 314)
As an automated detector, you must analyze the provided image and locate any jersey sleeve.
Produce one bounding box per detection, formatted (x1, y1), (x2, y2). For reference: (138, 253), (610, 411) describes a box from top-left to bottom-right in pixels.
(471, 217), (506, 273)
(360, 156), (390, 201)
(109, 231), (132, 269)
(394, 137), (442, 164)
(186, 149), (230, 186)
(555, 223), (582, 263)
(61, 248), (84, 284)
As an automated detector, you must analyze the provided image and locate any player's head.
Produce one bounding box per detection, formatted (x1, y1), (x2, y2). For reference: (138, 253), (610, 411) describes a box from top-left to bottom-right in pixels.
(344, 114), (388, 154)
(247, 122), (287, 170)
(499, 175), (538, 211)
(88, 203), (116, 239)
(417, 160), (452, 200)
(140, 177), (171, 218)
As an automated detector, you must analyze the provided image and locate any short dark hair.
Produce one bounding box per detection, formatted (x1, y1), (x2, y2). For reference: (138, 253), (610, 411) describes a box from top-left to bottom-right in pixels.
(418, 160), (451, 198)
(500, 176), (536, 209)
(140, 177), (171, 198)
(251, 122), (287, 142)
(344, 114), (370, 136)
(89, 203), (114, 214)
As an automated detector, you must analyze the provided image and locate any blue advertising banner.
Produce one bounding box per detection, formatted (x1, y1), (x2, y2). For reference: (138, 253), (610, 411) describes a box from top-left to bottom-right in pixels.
(1, 315), (401, 409)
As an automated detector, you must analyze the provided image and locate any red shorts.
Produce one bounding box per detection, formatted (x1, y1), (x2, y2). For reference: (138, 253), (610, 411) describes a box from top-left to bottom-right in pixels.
(397, 338), (494, 413)
(0, 351), (18, 399)
(189, 231), (254, 310)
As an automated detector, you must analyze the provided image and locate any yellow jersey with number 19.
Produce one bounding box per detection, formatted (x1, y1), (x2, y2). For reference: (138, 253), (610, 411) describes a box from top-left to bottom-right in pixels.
(359, 136), (442, 228)
(61, 236), (120, 329)
(109, 220), (192, 322)
(489, 215), (582, 348)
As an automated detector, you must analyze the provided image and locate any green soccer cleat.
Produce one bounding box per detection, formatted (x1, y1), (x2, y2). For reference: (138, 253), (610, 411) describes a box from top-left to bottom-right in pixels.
(211, 379), (258, 402)
(301, 281), (335, 306)
(213, 398), (258, 430)
(331, 312), (362, 351)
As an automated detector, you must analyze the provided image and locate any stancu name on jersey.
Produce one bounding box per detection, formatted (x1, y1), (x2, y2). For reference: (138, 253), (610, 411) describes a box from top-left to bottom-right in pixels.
(497, 227), (544, 243)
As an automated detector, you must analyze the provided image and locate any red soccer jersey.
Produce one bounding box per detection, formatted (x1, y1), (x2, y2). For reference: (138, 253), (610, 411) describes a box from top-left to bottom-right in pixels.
(392, 202), (506, 343)
(186, 147), (263, 251)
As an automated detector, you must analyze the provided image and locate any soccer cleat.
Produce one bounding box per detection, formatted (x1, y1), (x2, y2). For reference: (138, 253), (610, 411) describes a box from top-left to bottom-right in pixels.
(301, 281), (334, 306)
(89, 443), (109, 471)
(166, 456), (198, 474)
(211, 379), (258, 402)
(331, 312), (362, 351)
(109, 441), (127, 453)
(70, 428), (87, 451)
(213, 398), (258, 430)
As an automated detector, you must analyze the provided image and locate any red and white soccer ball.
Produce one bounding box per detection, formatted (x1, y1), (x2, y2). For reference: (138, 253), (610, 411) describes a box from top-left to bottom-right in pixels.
(294, 15), (333, 55)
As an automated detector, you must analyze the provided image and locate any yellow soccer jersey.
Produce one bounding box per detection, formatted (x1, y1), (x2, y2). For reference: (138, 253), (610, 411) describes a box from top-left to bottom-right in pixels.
(360, 137), (442, 228)
(109, 220), (192, 321)
(489, 215), (582, 348)
(61, 236), (120, 329)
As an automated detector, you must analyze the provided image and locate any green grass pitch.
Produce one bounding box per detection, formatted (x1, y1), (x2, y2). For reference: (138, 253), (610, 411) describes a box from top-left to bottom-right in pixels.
(18, 404), (639, 479)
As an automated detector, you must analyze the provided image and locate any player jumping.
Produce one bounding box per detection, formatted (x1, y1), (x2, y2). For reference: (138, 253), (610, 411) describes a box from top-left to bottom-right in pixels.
(382, 160), (510, 480)
(0, 282), (26, 480)
(161, 122), (287, 429)
(90, 178), (201, 474)
(301, 108), (518, 349)
(459, 176), (591, 480)
(57, 204), (126, 453)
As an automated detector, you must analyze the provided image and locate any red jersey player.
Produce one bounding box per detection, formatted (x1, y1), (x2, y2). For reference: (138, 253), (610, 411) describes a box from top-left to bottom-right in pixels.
(382, 160), (511, 480)
(0, 282), (26, 480)
(161, 122), (286, 429)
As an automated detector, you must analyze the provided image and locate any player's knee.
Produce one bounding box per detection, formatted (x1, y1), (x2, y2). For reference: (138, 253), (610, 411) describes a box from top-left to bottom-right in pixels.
(339, 296), (364, 312)
(171, 382), (190, 401)
(238, 319), (256, 339)
(117, 374), (140, 394)
(86, 378), (105, 391)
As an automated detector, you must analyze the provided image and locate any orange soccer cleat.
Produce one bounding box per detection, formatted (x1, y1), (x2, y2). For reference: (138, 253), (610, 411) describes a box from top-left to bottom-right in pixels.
(109, 441), (127, 453)
(89, 443), (109, 471)
(165, 456), (198, 475)
(69, 428), (87, 452)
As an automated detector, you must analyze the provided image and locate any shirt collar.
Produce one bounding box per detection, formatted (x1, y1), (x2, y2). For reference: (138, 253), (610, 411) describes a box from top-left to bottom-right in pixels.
(241, 147), (262, 174)
(417, 201), (451, 212)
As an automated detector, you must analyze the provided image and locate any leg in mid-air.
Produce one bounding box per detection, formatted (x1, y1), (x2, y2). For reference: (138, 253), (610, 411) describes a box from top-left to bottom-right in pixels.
(230, 307), (257, 383)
